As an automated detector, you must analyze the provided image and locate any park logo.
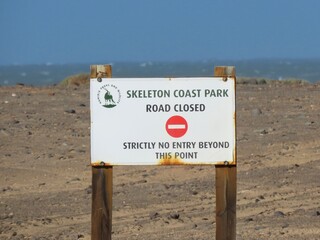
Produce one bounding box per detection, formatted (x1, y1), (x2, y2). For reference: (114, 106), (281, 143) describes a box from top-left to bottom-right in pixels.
(97, 84), (121, 108)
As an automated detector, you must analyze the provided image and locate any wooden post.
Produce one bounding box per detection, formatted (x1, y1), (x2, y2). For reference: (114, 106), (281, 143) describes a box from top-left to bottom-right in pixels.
(91, 65), (113, 240)
(214, 66), (237, 240)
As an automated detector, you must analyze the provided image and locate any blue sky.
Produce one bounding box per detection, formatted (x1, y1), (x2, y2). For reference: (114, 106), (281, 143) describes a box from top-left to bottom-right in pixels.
(1, 0), (320, 65)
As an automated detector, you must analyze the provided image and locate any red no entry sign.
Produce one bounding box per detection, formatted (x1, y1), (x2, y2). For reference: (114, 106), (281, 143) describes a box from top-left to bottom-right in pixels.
(165, 115), (188, 138)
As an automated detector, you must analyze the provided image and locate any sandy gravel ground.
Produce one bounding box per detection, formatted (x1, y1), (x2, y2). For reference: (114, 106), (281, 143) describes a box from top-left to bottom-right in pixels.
(1, 81), (320, 239)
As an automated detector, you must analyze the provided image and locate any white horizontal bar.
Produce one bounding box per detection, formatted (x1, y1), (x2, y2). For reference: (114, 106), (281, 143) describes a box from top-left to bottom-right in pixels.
(168, 124), (186, 129)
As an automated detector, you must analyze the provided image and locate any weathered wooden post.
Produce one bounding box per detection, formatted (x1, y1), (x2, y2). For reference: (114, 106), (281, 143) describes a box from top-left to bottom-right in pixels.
(214, 66), (237, 240)
(90, 65), (113, 240)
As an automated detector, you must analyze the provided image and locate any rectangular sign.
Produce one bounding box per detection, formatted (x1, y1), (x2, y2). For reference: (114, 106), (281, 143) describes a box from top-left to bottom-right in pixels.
(90, 77), (236, 166)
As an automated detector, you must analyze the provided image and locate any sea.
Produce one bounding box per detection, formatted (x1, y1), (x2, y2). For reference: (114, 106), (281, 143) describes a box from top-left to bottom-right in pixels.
(0, 59), (320, 86)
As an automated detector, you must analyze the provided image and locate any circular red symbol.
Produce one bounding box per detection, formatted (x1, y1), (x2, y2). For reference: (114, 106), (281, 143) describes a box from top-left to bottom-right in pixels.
(165, 115), (188, 138)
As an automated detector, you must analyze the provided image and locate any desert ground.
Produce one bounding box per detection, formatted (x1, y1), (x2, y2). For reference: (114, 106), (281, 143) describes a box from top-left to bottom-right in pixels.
(1, 80), (319, 239)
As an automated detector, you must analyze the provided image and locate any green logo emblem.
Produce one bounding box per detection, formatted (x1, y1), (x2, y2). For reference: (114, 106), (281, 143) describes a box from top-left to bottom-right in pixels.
(97, 84), (121, 108)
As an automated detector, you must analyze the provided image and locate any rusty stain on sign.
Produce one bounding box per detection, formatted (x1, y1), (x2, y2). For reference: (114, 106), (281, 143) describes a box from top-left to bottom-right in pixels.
(158, 157), (185, 165)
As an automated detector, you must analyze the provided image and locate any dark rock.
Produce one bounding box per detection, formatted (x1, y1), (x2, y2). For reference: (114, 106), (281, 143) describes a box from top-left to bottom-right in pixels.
(149, 212), (160, 220)
(2, 186), (13, 192)
(65, 109), (76, 114)
(251, 108), (262, 116)
(191, 190), (198, 195)
(67, 177), (81, 184)
(255, 226), (266, 231)
(274, 211), (285, 217)
(85, 185), (92, 194)
(169, 212), (180, 219)
(41, 217), (52, 225)
(71, 177), (81, 181)
(136, 179), (147, 184)
(260, 129), (268, 135)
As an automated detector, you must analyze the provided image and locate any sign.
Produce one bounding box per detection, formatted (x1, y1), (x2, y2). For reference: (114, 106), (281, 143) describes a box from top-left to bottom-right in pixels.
(90, 77), (236, 166)
(166, 115), (188, 138)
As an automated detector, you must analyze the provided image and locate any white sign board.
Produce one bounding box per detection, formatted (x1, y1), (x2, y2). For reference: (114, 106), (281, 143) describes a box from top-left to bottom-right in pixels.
(90, 77), (236, 166)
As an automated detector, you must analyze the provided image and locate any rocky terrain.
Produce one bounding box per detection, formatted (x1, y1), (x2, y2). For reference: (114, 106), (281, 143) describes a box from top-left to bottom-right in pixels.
(1, 81), (319, 239)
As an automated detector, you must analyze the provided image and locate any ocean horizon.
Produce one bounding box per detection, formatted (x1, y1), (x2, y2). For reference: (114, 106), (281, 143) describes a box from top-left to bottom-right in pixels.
(1, 59), (320, 86)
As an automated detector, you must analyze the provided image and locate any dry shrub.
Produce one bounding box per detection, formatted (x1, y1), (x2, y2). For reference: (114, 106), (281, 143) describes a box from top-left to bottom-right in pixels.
(237, 77), (268, 85)
(59, 73), (90, 87)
